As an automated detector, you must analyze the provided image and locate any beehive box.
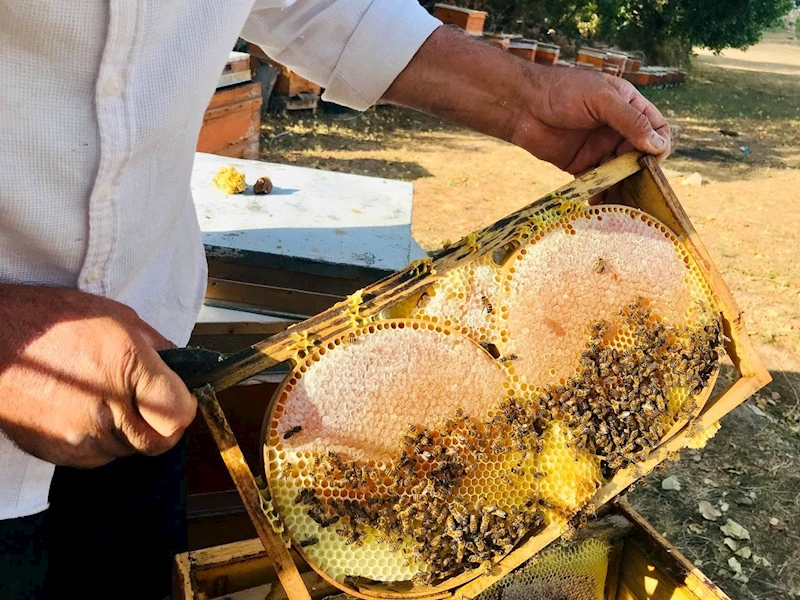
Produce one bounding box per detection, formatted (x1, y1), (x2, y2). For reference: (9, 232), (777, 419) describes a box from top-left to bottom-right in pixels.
(197, 81), (262, 160)
(218, 52), (253, 89)
(186, 152), (768, 600)
(577, 47), (607, 68)
(508, 41), (537, 62)
(483, 33), (512, 50)
(433, 4), (488, 35)
(246, 43), (322, 98)
(173, 501), (730, 600)
(535, 43), (561, 65)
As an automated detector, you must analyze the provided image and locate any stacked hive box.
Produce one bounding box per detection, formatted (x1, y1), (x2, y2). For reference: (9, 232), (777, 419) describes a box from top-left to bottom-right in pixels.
(197, 53), (262, 159)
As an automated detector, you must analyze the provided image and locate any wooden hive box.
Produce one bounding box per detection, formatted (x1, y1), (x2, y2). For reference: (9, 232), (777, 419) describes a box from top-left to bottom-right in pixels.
(182, 153), (768, 600)
(604, 51), (628, 73)
(247, 43), (321, 97)
(433, 4), (488, 35)
(483, 33), (512, 50)
(534, 42), (561, 65)
(508, 41), (537, 61)
(577, 47), (607, 69)
(173, 501), (731, 600)
(218, 52), (253, 89)
(197, 81), (262, 160)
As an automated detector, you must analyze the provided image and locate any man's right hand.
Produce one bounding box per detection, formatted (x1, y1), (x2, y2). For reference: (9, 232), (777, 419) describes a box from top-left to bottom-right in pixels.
(0, 285), (197, 467)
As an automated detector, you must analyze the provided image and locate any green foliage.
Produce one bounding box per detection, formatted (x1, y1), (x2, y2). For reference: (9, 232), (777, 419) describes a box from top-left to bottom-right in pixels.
(422, 0), (601, 38)
(424, 0), (793, 64)
(595, 0), (793, 64)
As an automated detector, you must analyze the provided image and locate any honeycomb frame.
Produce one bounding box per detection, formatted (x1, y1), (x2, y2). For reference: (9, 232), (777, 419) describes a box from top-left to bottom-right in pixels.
(191, 152), (771, 600)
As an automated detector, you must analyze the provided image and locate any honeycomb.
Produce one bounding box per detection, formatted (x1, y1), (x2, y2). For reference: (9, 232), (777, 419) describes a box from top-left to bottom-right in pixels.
(262, 204), (722, 592)
(392, 255), (502, 344)
(475, 538), (611, 600)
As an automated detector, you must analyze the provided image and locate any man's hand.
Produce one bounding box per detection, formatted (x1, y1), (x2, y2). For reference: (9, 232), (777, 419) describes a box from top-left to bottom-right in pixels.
(0, 285), (197, 468)
(384, 26), (670, 175)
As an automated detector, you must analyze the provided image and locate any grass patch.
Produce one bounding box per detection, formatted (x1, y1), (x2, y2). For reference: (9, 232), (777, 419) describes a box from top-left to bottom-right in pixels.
(640, 58), (800, 179)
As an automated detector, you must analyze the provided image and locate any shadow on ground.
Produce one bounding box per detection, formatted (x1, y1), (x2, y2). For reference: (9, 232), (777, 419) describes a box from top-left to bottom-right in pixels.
(643, 61), (800, 181)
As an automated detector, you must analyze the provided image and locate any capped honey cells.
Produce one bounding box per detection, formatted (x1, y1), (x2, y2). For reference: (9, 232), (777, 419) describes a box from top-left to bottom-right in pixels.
(262, 204), (722, 589)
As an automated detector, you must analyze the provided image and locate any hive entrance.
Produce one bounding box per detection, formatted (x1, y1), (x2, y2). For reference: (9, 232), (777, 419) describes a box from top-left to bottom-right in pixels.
(262, 204), (723, 593)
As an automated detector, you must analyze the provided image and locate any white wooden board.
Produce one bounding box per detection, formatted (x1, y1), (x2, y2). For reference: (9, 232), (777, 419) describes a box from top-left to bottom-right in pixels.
(191, 153), (417, 272)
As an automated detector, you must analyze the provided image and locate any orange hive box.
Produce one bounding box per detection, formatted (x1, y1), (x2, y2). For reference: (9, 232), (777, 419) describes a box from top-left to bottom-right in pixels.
(434, 4), (488, 36)
(535, 42), (560, 65)
(577, 47), (606, 69)
(509, 41), (537, 61)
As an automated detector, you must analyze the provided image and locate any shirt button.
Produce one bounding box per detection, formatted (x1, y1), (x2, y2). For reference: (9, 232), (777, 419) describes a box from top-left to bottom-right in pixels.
(96, 184), (115, 205)
(103, 75), (125, 97)
(85, 267), (103, 284)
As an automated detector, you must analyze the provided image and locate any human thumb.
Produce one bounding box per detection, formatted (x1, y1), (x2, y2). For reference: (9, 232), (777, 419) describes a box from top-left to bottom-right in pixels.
(604, 98), (668, 156)
(132, 345), (197, 440)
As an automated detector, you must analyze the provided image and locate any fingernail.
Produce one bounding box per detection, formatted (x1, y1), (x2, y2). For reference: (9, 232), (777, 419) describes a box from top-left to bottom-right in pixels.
(649, 131), (666, 149)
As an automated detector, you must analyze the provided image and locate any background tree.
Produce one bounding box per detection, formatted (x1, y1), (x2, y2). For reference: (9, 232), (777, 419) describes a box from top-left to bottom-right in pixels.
(422, 0), (793, 65)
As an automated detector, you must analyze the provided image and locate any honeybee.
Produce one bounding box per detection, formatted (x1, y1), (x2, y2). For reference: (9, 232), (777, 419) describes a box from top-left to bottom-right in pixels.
(299, 536), (319, 547)
(455, 539), (467, 563)
(480, 296), (493, 314)
(295, 487), (317, 506)
(498, 354), (518, 364)
(348, 332), (357, 344)
(343, 528), (365, 546)
(450, 501), (469, 526)
(416, 292), (431, 309)
(283, 425), (302, 439)
(306, 504), (324, 523)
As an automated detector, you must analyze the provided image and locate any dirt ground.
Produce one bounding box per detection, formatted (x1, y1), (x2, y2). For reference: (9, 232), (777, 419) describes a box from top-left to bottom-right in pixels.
(259, 29), (800, 599)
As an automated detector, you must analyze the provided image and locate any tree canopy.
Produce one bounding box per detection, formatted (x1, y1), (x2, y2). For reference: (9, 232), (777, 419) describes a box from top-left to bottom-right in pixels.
(425, 0), (794, 64)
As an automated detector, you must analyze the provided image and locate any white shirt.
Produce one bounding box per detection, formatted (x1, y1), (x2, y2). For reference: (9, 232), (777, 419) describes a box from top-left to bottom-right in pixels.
(0, 0), (440, 520)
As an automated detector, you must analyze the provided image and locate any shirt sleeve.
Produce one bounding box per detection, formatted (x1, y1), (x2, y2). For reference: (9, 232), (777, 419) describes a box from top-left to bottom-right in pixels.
(241, 0), (441, 111)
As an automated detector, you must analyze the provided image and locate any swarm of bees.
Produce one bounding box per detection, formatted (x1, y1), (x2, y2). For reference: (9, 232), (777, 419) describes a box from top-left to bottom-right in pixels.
(277, 296), (722, 585)
(289, 406), (553, 585)
(538, 299), (722, 470)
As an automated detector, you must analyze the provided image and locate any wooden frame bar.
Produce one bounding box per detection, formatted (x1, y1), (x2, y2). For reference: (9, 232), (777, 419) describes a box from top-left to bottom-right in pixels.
(185, 153), (769, 600)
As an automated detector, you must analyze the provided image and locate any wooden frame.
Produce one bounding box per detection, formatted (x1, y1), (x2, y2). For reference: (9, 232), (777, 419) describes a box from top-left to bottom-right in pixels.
(185, 153), (769, 600)
(173, 500), (730, 600)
